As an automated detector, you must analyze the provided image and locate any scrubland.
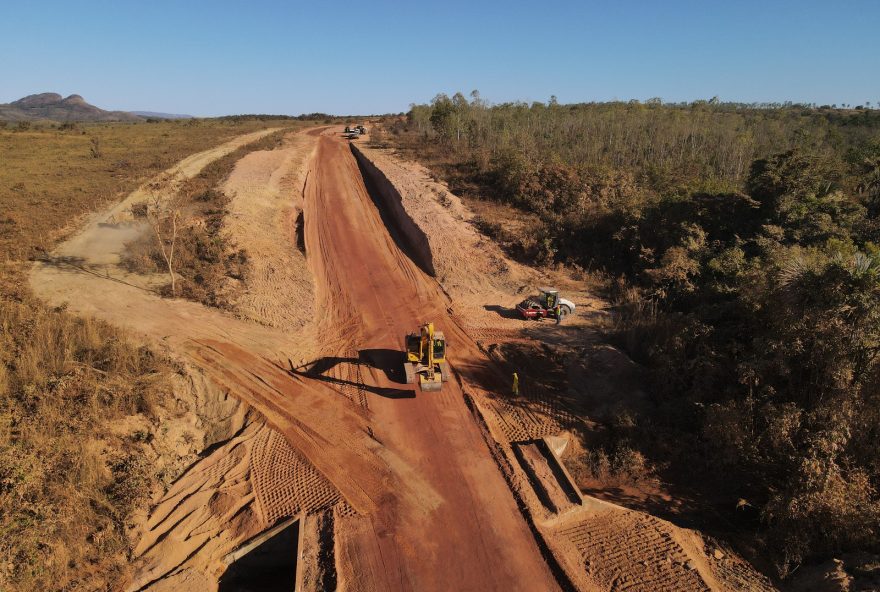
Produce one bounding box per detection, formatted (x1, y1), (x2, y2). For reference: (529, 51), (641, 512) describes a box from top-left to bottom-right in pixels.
(383, 95), (880, 577)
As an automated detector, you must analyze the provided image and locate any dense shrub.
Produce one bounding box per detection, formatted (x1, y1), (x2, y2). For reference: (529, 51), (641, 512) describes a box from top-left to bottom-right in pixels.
(392, 94), (880, 575)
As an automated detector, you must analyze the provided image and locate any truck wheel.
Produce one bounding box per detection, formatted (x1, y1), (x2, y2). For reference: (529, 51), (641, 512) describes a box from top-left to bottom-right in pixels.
(560, 305), (572, 320)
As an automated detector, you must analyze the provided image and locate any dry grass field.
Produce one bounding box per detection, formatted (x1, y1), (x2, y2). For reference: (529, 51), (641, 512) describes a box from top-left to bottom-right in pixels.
(0, 119), (298, 262)
(0, 118), (303, 591)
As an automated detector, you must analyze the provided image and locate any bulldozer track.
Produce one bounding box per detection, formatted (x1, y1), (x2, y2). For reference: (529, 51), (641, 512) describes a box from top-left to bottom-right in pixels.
(251, 423), (343, 524)
(324, 349), (369, 411)
(560, 511), (710, 592)
(485, 396), (564, 443)
(522, 383), (577, 423)
(482, 382), (579, 443)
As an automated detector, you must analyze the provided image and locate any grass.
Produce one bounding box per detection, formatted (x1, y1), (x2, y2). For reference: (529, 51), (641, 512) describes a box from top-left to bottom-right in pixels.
(0, 119), (296, 261)
(0, 296), (171, 590)
(0, 117), (302, 591)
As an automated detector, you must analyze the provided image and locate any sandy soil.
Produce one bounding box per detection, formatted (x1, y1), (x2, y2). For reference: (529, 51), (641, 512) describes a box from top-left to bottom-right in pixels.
(49, 128), (282, 291)
(30, 127), (777, 591)
(223, 130), (317, 332)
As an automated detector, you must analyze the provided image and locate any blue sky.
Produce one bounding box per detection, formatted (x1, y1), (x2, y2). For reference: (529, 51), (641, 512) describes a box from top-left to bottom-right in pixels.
(1, 0), (878, 116)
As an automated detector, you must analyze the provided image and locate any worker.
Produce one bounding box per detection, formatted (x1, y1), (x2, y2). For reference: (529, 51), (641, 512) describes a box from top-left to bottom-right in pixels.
(555, 304), (562, 324)
(512, 372), (519, 396)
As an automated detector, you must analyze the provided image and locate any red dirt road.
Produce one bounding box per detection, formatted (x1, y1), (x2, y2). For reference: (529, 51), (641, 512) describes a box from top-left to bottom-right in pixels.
(299, 134), (560, 591)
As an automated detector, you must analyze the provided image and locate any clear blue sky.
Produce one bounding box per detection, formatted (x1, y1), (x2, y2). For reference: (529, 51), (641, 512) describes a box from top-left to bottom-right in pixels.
(1, 0), (878, 116)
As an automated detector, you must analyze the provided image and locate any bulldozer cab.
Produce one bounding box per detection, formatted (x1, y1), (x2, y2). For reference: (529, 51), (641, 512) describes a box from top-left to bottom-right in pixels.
(406, 324), (446, 364)
(539, 287), (559, 309)
(432, 333), (446, 361)
(406, 333), (422, 363)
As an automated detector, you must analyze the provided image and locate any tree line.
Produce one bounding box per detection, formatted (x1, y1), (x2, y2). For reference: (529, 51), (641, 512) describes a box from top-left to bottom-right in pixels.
(390, 92), (880, 576)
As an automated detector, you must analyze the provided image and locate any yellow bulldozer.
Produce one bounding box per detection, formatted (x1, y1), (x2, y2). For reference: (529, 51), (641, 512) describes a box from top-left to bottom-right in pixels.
(404, 322), (450, 392)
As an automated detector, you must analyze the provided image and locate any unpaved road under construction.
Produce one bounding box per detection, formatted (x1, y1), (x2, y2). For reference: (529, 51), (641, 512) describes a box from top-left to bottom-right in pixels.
(32, 127), (777, 592)
(298, 134), (559, 590)
(288, 130), (555, 590)
(31, 129), (560, 591)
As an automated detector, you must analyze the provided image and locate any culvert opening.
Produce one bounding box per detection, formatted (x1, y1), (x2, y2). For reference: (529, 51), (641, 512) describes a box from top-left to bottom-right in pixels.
(219, 520), (298, 592)
(350, 145), (436, 277)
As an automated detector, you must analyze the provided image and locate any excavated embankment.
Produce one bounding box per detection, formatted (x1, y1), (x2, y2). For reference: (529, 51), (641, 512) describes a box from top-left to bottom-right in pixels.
(350, 143), (436, 277)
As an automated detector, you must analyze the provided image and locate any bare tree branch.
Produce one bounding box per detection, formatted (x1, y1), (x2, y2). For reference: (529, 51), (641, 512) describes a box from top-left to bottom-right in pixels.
(146, 194), (181, 296)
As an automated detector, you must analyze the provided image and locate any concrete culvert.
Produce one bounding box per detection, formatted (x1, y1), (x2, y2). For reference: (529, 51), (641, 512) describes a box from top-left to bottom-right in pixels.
(219, 520), (299, 592)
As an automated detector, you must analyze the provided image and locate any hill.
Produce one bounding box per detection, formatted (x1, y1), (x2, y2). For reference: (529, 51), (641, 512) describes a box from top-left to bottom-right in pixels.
(0, 92), (143, 122)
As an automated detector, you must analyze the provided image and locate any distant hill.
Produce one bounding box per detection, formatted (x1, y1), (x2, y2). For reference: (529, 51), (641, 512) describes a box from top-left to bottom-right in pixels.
(0, 93), (143, 122)
(129, 111), (192, 120)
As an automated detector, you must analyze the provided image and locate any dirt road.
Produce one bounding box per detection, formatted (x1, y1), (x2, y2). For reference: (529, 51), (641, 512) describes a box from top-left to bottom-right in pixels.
(32, 128), (561, 590)
(298, 134), (559, 590)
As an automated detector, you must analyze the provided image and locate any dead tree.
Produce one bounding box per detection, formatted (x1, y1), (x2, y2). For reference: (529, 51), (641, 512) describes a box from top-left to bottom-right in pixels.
(146, 194), (181, 296)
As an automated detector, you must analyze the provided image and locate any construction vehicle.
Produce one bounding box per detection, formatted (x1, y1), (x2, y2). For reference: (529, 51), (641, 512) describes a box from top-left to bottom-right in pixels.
(516, 287), (575, 322)
(403, 322), (450, 391)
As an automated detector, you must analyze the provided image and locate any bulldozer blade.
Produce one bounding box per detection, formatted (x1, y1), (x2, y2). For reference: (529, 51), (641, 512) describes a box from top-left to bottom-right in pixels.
(419, 375), (443, 392)
(404, 363), (416, 385)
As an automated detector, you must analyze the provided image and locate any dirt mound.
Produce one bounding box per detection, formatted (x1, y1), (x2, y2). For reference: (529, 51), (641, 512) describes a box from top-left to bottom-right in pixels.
(129, 419), (264, 590)
(351, 143), (532, 302)
(544, 500), (776, 592)
(561, 507), (711, 591)
(222, 130), (319, 332)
